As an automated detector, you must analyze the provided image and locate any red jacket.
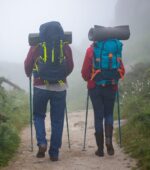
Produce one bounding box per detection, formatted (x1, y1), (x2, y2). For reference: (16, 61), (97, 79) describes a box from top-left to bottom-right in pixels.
(24, 44), (74, 86)
(81, 45), (125, 89)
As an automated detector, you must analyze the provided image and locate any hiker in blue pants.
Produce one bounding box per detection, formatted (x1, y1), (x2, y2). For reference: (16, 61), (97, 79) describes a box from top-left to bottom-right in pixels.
(81, 39), (125, 157)
(24, 21), (74, 161)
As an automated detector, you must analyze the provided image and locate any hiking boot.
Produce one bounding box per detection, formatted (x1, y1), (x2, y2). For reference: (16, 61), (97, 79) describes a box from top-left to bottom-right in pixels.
(95, 149), (104, 157)
(50, 156), (58, 161)
(105, 124), (114, 156)
(106, 137), (114, 155)
(36, 145), (47, 158)
(95, 132), (104, 157)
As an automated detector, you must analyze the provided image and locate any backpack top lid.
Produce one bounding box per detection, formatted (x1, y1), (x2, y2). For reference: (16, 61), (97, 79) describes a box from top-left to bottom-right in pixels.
(94, 39), (123, 55)
(39, 21), (65, 61)
(39, 21), (64, 43)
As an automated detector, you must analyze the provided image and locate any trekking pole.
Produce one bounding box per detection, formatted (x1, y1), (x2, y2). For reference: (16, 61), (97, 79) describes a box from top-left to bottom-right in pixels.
(65, 106), (71, 149)
(82, 90), (89, 151)
(116, 87), (122, 147)
(29, 76), (33, 151)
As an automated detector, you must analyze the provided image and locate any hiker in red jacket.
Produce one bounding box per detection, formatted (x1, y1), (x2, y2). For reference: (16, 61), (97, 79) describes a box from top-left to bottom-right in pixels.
(81, 40), (125, 157)
(24, 21), (74, 161)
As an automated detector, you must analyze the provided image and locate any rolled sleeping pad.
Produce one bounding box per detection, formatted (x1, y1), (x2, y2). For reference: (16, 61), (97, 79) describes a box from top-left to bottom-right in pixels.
(28, 33), (40, 46)
(88, 25), (130, 41)
(64, 32), (72, 44)
(28, 31), (72, 46)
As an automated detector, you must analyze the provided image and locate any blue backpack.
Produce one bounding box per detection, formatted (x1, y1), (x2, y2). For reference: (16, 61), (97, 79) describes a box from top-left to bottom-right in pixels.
(33, 21), (67, 84)
(92, 39), (123, 85)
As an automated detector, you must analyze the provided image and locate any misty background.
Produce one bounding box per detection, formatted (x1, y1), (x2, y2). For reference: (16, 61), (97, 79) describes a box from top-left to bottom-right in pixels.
(0, 0), (150, 111)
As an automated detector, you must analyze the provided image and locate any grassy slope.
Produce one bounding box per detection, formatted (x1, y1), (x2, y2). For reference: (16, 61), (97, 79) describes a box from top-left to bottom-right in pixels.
(116, 63), (150, 170)
(0, 88), (29, 167)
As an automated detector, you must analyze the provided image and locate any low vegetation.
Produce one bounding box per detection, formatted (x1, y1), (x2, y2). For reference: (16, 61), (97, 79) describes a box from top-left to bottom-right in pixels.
(116, 63), (150, 170)
(0, 87), (29, 167)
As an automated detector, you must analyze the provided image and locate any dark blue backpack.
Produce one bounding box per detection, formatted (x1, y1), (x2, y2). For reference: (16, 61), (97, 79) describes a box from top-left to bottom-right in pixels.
(92, 39), (123, 85)
(36, 21), (67, 84)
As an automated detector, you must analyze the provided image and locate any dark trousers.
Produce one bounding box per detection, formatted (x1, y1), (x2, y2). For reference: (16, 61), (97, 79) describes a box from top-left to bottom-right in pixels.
(89, 85), (116, 133)
(33, 87), (66, 157)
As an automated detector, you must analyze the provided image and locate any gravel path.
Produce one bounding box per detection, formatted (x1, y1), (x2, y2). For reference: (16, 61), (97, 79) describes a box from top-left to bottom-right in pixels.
(1, 110), (136, 170)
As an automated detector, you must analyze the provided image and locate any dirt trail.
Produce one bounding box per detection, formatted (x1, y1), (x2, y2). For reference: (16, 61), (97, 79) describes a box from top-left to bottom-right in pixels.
(1, 110), (136, 170)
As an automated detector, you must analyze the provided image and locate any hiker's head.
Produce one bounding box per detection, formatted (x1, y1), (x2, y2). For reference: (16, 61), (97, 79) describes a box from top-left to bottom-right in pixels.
(39, 21), (64, 43)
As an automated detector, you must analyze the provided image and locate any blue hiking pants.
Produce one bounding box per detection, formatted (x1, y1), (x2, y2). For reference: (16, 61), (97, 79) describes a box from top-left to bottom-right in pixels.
(89, 85), (116, 133)
(33, 87), (66, 158)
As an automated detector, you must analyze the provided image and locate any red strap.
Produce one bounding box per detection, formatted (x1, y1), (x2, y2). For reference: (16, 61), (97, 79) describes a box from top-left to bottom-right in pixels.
(118, 69), (124, 80)
(91, 69), (101, 80)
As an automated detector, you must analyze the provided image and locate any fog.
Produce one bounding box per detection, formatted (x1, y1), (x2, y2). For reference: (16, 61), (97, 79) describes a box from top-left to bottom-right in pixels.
(1, 0), (149, 111)
(0, 0), (117, 63)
